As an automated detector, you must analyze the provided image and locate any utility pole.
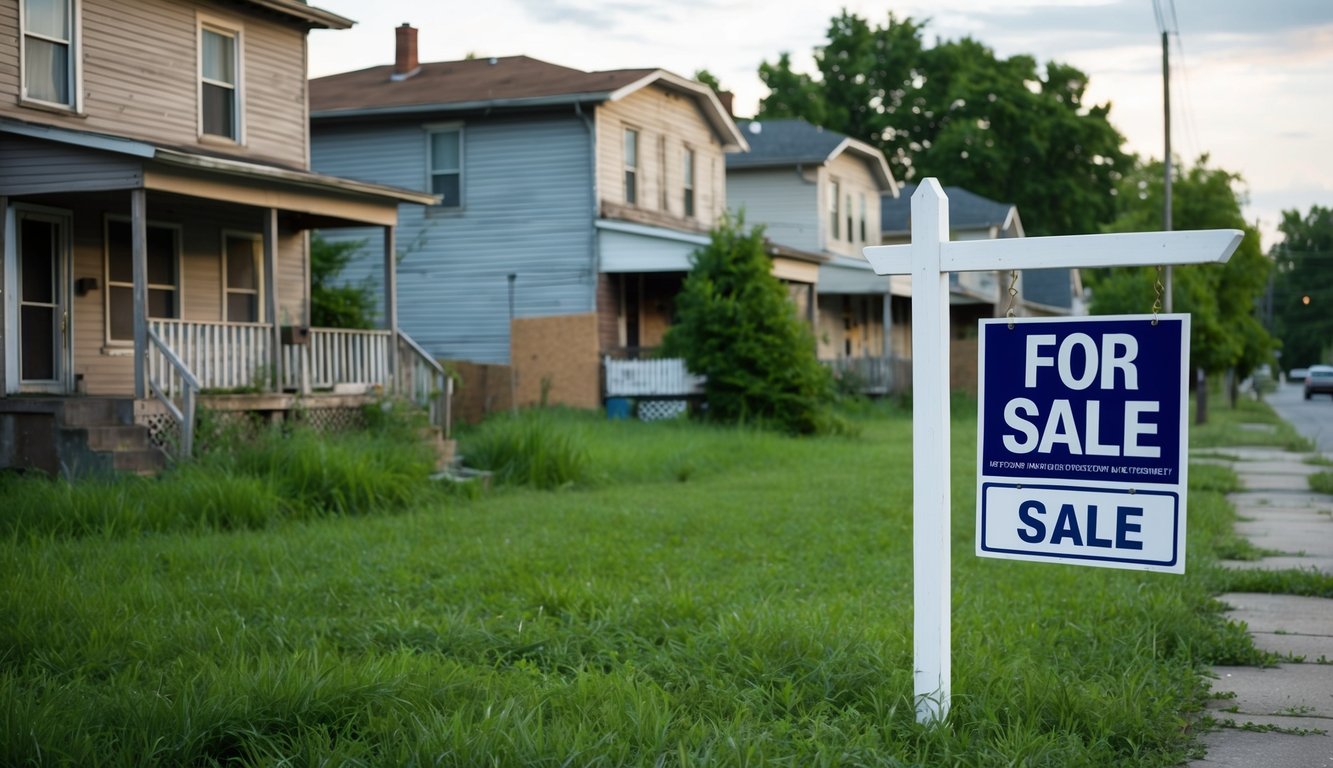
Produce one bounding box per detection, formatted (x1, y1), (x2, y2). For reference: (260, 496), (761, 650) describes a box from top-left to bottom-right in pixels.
(1162, 29), (1173, 312)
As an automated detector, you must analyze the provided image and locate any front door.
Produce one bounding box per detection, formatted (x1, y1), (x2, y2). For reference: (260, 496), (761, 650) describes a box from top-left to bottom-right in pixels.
(15, 210), (71, 393)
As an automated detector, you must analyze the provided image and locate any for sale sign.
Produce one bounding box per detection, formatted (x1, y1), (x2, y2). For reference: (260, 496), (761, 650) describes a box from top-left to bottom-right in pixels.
(976, 315), (1190, 573)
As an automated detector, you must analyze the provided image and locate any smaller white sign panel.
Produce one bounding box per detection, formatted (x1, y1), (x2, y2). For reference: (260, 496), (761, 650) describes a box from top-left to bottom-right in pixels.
(976, 315), (1190, 573)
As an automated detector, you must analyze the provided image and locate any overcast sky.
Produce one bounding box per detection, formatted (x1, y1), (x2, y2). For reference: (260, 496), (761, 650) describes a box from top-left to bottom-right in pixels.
(307, 1), (1333, 248)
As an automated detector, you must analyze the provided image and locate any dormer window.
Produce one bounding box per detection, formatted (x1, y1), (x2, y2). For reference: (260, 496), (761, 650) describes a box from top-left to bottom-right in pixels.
(199, 21), (242, 141)
(21, 0), (79, 109)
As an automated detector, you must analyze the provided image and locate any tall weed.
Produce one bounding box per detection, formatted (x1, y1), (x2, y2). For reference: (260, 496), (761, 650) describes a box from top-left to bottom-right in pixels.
(461, 409), (589, 489)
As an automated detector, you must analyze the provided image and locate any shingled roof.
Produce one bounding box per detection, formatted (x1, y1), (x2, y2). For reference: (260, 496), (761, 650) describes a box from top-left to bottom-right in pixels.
(310, 55), (746, 150)
(881, 184), (1022, 236)
(727, 119), (896, 191)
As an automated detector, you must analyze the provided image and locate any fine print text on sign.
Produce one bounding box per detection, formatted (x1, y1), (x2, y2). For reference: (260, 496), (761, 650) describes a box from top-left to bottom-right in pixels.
(976, 315), (1190, 574)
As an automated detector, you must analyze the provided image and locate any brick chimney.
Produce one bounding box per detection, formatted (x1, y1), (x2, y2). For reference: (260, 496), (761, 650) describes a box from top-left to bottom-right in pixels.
(717, 90), (735, 117)
(392, 23), (419, 81)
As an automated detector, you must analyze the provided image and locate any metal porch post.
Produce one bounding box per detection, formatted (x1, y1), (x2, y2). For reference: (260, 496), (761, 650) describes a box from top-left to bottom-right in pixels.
(132, 189), (147, 400)
(0, 194), (7, 394)
(384, 226), (397, 392)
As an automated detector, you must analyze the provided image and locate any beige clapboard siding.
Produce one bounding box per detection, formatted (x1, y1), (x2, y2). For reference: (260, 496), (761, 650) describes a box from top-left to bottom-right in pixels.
(65, 193), (306, 395)
(821, 151), (883, 258)
(0, 0), (309, 169)
(595, 85), (726, 228)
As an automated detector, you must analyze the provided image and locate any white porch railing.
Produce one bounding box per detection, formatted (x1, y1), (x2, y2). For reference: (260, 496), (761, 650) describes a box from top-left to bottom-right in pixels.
(149, 319), (271, 395)
(604, 357), (705, 397)
(822, 355), (912, 395)
(145, 325), (200, 459)
(282, 328), (392, 393)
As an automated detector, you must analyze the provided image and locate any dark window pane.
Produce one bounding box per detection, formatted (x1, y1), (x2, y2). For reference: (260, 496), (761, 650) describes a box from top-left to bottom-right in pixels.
(20, 218), (55, 304)
(202, 82), (235, 138)
(24, 37), (69, 104)
(430, 131), (459, 172)
(20, 305), (56, 380)
(227, 293), (257, 323)
(109, 286), (133, 340)
(147, 228), (175, 285)
(148, 288), (176, 319)
(625, 171), (636, 205)
(106, 220), (132, 283)
(226, 237), (257, 290)
(432, 173), (460, 207)
(684, 189), (694, 218)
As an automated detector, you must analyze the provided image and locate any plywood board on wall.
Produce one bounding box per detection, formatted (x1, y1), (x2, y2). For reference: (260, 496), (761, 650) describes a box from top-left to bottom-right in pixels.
(511, 313), (600, 409)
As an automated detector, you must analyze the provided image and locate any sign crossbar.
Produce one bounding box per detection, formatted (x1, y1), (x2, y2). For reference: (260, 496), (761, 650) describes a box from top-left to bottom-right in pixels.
(861, 178), (1240, 726)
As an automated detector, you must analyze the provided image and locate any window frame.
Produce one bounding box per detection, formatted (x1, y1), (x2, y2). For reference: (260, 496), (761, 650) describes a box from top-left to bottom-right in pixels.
(425, 123), (464, 210)
(623, 127), (640, 206)
(103, 216), (183, 347)
(221, 230), (264, 324)
(828, 179), (841, 241)
(682, 146), (696, 218)
(859, 192), (868, 243)
(197, 14), (244, 143)
(18, 0), (82, 112)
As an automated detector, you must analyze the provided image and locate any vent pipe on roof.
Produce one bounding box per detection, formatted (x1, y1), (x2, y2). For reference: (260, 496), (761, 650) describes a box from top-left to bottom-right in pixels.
(392, 23), (420, 81)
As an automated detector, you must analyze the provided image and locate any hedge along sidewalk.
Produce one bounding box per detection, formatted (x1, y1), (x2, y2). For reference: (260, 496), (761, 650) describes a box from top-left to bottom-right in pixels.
(1188, 444), (1333, 768)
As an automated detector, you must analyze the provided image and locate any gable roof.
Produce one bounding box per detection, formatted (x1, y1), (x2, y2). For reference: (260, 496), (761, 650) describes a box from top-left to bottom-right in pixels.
(727, 119), (896, 192)
(310, 56), (747, 151)
(881, 183), (1023, 236)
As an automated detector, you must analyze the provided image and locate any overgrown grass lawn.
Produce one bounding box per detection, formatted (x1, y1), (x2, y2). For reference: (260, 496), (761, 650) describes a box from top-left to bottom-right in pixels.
(1, 403), (1260, 766)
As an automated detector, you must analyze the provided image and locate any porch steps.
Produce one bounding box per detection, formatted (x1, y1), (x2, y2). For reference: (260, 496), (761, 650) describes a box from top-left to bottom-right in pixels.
(58, 398), (165, 477)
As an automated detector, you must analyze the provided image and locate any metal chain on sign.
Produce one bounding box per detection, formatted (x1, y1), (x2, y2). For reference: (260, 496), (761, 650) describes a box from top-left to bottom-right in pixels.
(1151, 265), (1164, 325)
(1005, 270), (1019, 329)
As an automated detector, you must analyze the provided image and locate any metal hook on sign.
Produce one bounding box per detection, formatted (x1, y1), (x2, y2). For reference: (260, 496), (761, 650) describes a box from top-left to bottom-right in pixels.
(1151, 265), (1164, 326)
(1005, 270), (1019, 329)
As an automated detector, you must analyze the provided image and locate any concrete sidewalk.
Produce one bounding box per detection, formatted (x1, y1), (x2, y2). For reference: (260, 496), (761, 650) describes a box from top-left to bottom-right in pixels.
(1188, 446), (1333, 767)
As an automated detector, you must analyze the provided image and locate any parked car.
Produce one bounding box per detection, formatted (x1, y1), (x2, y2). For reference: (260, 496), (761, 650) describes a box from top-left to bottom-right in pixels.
(1290, 368), (1310, 383)
(1304, 366), (1333, 399)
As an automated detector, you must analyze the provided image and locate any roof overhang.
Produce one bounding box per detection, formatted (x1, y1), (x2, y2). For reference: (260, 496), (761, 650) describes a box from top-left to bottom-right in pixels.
(829, 137), (898, 194)
(311, 91), (611, 121)
(238, 0), (353, 30)
(608, 70), (749, 153)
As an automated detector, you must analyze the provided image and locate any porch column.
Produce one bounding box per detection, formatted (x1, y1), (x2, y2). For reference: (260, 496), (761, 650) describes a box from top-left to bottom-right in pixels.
(263, 208), (281, 391)
(132, 188), (147, 399)
(883, 289), (893, 360)
(383, 225), (397, 391)
(0, 194), (7, 394)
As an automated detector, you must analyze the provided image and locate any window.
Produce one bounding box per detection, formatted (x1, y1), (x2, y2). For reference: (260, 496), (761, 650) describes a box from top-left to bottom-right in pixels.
(199, 22), (240, 140)
(859, 193), (868, 243)
(846, 193), (853, 244)
(624, 128), (639, 205)
(223, 233), (262, 323)
(683, 147), (696, 217)
(105, 219), (179, 343)
(21, 0), (77, 107)
(427, 127), (462, 207)
(829, 180), (841, 241)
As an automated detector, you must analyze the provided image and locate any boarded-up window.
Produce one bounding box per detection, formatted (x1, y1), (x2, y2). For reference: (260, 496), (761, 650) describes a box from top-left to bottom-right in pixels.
(22, 0), (76, 106)
(200, 24), (240, 140)
(105, 220), (179, 343)
(428, 127), (462, 207)
(224, 233), (262, 323)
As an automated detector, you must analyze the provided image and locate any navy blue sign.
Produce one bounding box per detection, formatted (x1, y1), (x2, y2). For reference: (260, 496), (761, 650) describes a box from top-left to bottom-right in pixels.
(979, 317), (1184, 487)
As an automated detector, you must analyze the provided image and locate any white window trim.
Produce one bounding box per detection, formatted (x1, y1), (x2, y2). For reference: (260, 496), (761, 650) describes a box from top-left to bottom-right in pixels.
(18, 0), (83, 113)
(221, 230), (264, 324)
(196, 13), (245, 144)
(103, 215), (183, 347)
(424, 122), (464, 209)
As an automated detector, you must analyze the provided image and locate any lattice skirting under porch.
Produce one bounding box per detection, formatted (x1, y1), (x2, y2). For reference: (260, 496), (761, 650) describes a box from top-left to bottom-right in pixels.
(637, 399), (689, 422)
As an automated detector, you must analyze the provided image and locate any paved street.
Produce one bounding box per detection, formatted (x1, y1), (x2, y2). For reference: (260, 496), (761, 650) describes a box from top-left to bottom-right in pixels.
(1266, 380), (1333, 453)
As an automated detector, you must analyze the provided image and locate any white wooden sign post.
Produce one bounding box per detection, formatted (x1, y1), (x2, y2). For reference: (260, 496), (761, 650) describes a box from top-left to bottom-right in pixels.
(862, 178), (1241, 725)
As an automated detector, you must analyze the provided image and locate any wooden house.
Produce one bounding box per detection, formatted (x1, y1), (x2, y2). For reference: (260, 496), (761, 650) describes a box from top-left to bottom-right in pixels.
(725, 118), (902, 391)
(0, 0), (440, 476)
(308, 25), (748, 395)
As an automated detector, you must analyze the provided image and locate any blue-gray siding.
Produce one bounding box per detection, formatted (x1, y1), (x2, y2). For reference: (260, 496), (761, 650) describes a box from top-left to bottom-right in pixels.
(727, 168), (820, 253)
(312, 114), (595, 364)
(0, 135), (144, 195)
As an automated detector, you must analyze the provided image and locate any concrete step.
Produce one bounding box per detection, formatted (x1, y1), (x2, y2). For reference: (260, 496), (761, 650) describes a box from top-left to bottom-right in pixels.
(60, 398), (134, 427)
(81, 425), (151, 452)
(113, 448), (166, 476)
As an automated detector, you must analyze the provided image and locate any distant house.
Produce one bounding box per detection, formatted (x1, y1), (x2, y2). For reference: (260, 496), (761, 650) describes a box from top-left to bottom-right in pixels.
(0, 0), (438, 476)
(882, 184), (1083, 332)
(308, 26), (747, 393)
(725, 118), (901, 388)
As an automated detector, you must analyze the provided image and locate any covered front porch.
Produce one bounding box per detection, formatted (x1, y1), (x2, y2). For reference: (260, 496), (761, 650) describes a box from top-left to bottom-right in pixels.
(0, 119), (441, 471)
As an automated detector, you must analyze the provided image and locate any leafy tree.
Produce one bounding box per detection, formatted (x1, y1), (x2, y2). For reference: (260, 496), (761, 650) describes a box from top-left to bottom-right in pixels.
(310, 234), (376, 329)
(660, 215), (834, 434)
(693, 69), (723, 93)
(1086, 156), (1273, 416)
(1271, 205), (1333, 368)
(757, 11), (1129, 236)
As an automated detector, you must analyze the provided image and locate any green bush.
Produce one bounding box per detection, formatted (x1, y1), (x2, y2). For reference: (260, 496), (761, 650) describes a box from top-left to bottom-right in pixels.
(660, 214), (835, 434)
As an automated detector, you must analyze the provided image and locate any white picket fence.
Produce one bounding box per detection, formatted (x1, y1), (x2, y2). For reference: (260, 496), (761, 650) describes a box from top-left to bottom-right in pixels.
(604, 357), (704, 397)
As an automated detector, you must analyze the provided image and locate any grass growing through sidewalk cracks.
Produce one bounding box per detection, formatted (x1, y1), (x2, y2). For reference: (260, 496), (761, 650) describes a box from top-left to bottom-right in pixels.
(0, 402), (1272, 766)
